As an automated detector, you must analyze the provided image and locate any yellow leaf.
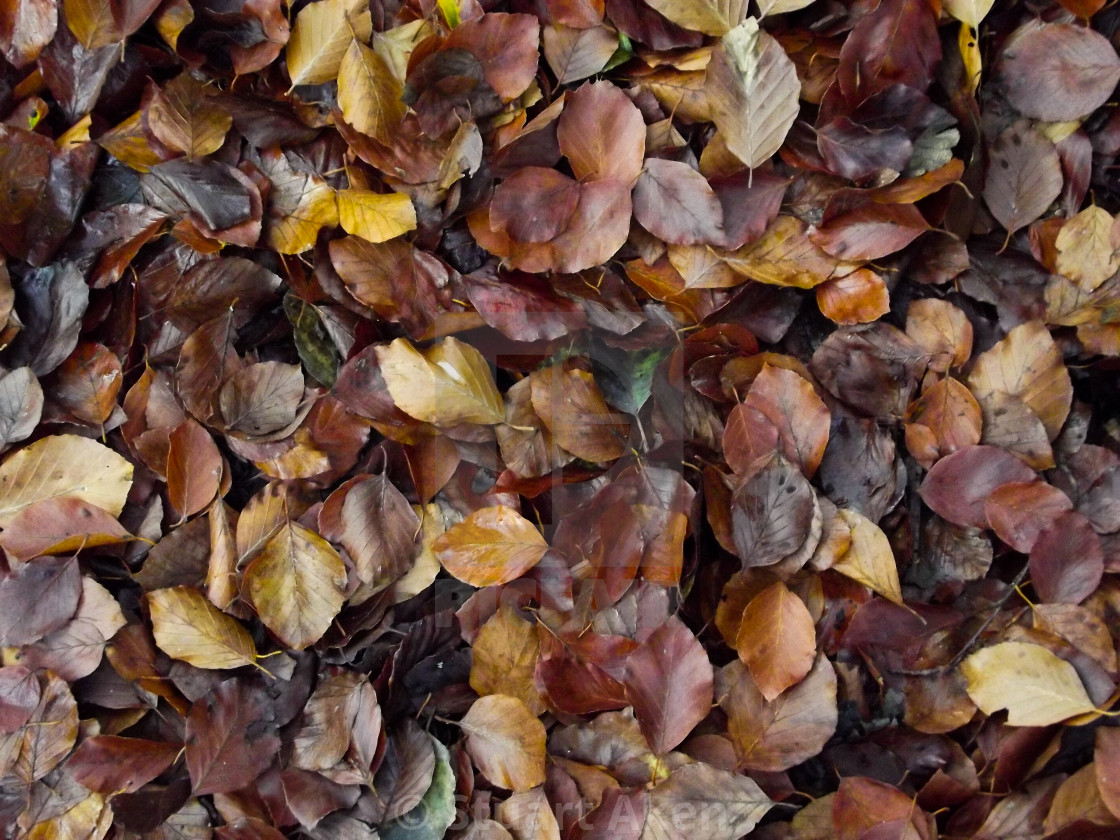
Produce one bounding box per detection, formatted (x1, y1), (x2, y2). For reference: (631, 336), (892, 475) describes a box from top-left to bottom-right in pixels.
(962, 642), (1096, 726)
(1055, 205), (1120, 293)
(336, 189), (416, 243)
(337, 39), (407, 145)
(148, 586), (259, 670)
(0, 435), (133, 528)
(435, 505), (550, 587)
(286, 0), (372, 88)
(758, 0), (815, 16)
(943, 0), (995, 28)
(245, 521), (347, 650)
(376, 337), (504, 427)
(724, 215), (838, 288)
(968, 320), (1072, 441)
(831, 509), (903, 604)
(958, 23), (982, 97)
(470, 604), (545, 714)
(460, 694), (547, 792)
(266, 181), (339, 255)
(437, 0), (460, 28)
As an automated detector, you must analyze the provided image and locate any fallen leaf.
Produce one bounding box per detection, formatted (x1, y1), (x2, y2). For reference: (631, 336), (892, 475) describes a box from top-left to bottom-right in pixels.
(148, 586), (259, 670)
(435, 505), (549, 587)
(460, 694), (547, 792)
(831, 508), (903, 604)
(377, 337), (504, 427)
(286, 0), (372, 87)
(735, 580), (816, 701)
(961, 641), (1096, 726)
(0, 434), (133, 528)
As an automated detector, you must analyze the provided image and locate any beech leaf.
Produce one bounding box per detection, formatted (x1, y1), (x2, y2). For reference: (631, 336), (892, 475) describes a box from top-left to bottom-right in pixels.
(460, 694), (547, 792)
(434, 505), (549, 587)
(961, 642), (1095, 726)
(148, 586), (259, 670)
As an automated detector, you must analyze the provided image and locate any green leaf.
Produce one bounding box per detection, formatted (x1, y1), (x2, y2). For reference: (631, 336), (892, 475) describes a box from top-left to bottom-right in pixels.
(283, 294), (340, 388)
(381, 735), (456, 840)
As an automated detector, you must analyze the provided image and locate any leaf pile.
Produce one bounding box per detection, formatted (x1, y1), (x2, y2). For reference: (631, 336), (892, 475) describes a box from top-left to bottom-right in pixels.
(2, 0), (1120, 837)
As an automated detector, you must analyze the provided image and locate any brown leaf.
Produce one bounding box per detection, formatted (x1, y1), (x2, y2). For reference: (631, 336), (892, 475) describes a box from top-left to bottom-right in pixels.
(983, 120), (1063, 238)
(815, 269), (891, 325)
(741, 364), (830, 478)
(622, 615), (713, 755)
(530, 364), (629, 462)
(319, 474), (419, 587)
(147, 72), (232, 158)
(984, 481), (1072, 553)
(461, 694), (547, 791)
(68, 736), (182, 795)
(968, 320), (1072, 441)
(557, 80), (645, 184)
(219, 362), (305, 438)
(904, 377), (982, 469)
(705, 18), (800, 169)
(167, 418), (223, 521)
(185, 679), (279, 795)
(471, 604), (545, 715)
(723, 654), (838, 772)
(632, 158), (725, 246)
(731, 454), (817, 568)
(735, 580), (816, 701)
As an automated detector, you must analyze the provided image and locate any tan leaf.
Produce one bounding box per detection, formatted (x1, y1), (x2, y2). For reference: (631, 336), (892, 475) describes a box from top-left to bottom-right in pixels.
(376, 337), (504, 427)
(530, 364), (629, 462)
(148, 586), (259, 670)
(904, 377), (983, 469)
(905, 298), (973, 373)
(644, 0), (745, 36)
(460, 694), (547, 792)
(219, 361), (305, 437)
(1055, 205), (1120, 292)
(705, 18), (800, 169)
(286, 0), (372, 87)
(735, 581), (816, 701)
(336, 189), (417, 243)
(245, 521), (348, 650)
(831, 509), (903, 604)
(470, 604), (545, 715)
(0, 434), (133, 528)
(338, 39), (407, 145)
(961, 641), (1095, 726)
(435, 505), (549, 587)
(968, 320), (1072, 440)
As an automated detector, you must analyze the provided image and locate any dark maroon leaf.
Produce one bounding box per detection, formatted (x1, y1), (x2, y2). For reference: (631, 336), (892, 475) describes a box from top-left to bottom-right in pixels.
(0, 556), (82, 646)
(185, 679), (280, 796)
